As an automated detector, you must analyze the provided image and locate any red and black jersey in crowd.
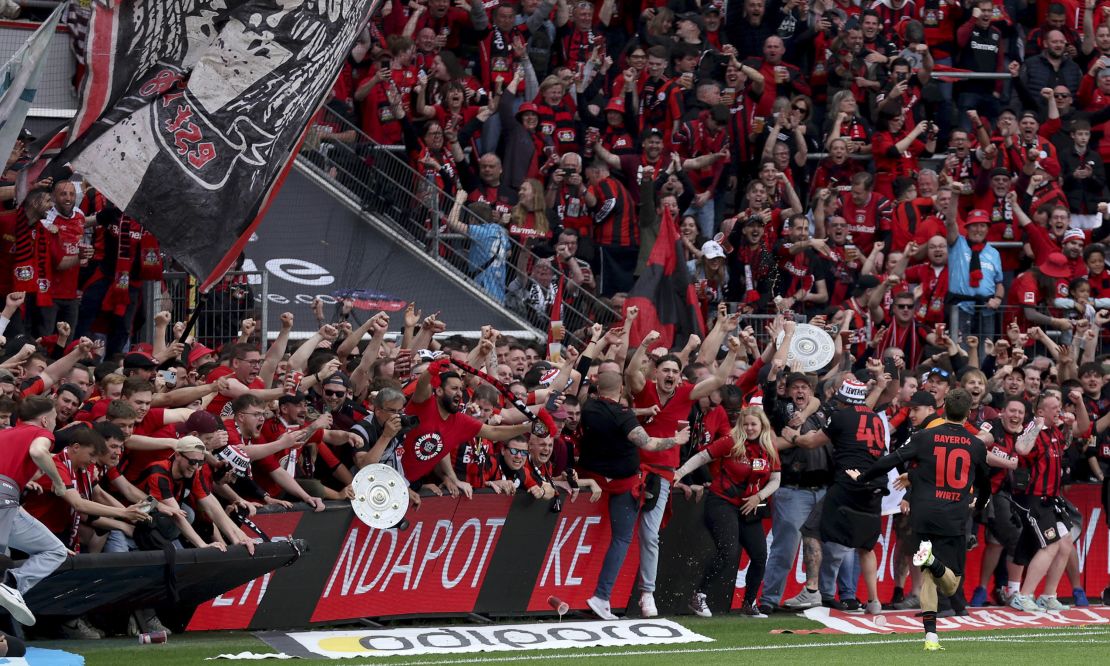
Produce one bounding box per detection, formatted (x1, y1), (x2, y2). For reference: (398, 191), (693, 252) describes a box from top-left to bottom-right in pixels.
(774, 241), (821, 297)
(724, 235), (776, 304)
(410, 143), (460, 194)
(673, 113), (729, 193)
(746, 58), (811, 110)
(468, 185), (514, 219)
(478, 25), (517, 90)
(639, 77), (683, 143)
(841, 296), (873, 360)
(871, 1), (915, 34)
(524, 457), (554, 488)
(359, 82), (402, 144)
(811, 158), (863, 193)
(979, 418), (1019, 493)
(616, 152), (670, 204)
(904, 262), (948, 325)
(535, 99), (579, 155)
(1089, 268), (1110, 299)
(589, 176), (638, 247)
(600, 125), (635, 155)
(455, 438), (498, 486)
(838, 191), (892, 256)
(890, 197), (944, 252)
(918, 0), (960, 57)
(1019, 425), (1067, 497)
(135, 458), (211, 508)
(726, 85), (758, 164)
(553, 184), (591, 238)
(559, 25), (604, 70)
(407, 5), (474, 51)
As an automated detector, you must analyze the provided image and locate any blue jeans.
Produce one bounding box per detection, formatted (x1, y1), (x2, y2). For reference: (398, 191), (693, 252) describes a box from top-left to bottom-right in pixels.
(819, 541), (860, 600)
(637, 478), (671, 594)
(762, 486), (826, 605)
(594, 490), (638, 601)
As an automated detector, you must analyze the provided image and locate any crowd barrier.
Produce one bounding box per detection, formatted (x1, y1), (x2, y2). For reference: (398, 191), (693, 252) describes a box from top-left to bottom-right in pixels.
(187, 484), (1110, 630)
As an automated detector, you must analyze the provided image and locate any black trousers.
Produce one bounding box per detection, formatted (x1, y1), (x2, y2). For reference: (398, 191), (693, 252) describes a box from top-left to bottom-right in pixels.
(700, 493), (767, 606)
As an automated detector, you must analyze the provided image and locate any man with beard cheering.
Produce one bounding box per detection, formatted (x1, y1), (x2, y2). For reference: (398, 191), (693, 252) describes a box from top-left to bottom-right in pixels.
(624, 327), (741, 618)
(400, 355), (534, 495)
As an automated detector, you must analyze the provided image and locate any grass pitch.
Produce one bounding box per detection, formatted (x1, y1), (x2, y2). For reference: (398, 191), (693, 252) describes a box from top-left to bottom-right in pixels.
(40, 612), (1110, 665)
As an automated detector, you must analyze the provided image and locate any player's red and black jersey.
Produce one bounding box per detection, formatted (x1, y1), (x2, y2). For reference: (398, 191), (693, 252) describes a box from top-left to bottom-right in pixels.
(824, 404), (887, 485)
(1020, 426), (1066, 498)
(862, 422), (990, 536)
(979, 418), (1018, 494)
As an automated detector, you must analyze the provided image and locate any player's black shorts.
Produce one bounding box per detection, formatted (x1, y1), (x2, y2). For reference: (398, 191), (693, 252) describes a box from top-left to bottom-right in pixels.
(819, 482), (883, 549)
(1012, 494), (1065, 566)
(918, 532), (967, 577)
(985, 491), (1021, 551)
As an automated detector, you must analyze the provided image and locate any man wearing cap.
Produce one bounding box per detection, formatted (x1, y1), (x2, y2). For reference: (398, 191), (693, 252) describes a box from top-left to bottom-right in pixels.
(122, 352), (158, 380)
(187, 344), (217, 371)
(783, 377), (889, 615)
(258, 393), (353, 501)
(945, 206), (1004, 346)
(1006, 251), (1077, 332)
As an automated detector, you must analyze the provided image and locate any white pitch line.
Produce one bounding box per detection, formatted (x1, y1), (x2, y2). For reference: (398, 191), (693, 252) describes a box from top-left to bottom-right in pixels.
(338, 629), (1110, 666)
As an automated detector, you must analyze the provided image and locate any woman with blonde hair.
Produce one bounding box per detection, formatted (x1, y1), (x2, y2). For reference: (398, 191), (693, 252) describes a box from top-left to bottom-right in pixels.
(675, 406), (781, 619)
(509, 178), (551, 244)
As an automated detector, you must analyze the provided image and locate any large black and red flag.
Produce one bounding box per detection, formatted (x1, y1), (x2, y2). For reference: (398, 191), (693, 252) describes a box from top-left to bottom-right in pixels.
(48, 0), (376, 291)
(624, 207), (706, 350)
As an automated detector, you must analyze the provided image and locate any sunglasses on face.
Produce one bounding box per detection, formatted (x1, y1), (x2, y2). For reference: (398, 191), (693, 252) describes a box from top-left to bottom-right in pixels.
(324, 389), (346, 398)
(184, 457), (206, 467)
(507, 448), (528, 457)
(894, 303), (914, 310)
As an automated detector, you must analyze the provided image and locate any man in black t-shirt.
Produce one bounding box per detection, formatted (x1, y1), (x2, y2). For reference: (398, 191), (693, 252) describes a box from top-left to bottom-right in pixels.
(850, 389), (991, 652)
(784, 377), (887, 615)
(578, 371), (688, 621)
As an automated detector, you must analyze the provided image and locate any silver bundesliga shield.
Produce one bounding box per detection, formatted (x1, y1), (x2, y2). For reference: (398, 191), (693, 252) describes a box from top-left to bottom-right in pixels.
(350, 464), (409, 529)
(780, 324), (835, 372)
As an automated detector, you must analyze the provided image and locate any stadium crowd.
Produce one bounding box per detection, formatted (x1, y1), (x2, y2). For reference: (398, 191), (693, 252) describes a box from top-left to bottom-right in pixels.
(0, 0), (1109, 653)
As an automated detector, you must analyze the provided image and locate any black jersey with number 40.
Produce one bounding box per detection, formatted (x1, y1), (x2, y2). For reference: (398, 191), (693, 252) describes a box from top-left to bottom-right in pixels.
(825, 405), (887, 484)
(864, 422), (991, 536)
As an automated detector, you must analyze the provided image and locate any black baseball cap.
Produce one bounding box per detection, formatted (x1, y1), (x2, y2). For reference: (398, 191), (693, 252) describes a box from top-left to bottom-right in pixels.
(123, 352), (158, 370)
(278, 392), (307, 406)
(785, 372), (814, 388)
(907, 391), (937, 408)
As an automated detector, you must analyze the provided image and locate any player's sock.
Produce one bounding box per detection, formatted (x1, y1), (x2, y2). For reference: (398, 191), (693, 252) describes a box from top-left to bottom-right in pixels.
(923, 611), (937, 635)
(1007, 581), (1020, 596)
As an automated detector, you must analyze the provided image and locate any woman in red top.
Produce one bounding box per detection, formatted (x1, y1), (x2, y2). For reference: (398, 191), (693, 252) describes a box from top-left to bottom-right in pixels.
(674, 406), (781, 618)
(871, 113), (936, 201)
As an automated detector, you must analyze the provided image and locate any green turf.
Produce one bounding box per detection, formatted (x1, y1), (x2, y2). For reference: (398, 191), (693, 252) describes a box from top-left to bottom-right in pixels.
(39, 613), (1110, 665)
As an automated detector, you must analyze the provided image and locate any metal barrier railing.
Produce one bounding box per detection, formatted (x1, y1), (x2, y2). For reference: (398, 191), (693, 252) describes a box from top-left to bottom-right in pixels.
(150, 271), (269, 351)
(298, 107), (622, 347)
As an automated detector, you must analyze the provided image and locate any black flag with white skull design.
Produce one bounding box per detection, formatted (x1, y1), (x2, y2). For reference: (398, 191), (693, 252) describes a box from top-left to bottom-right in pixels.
(49, 0), (376, 291)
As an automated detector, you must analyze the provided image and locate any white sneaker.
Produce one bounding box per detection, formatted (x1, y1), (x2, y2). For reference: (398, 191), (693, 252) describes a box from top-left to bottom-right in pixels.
(586, 595), (617, 620)
(783, 587), (822, 609)
(913, 539), (934, 568)
(0, 582), (35, 626)
(1036, 594), (1070, 612)
(640, 592), (658, 618)
(1009, 593), (1040, 613)
(865, 599), (883, 615)
(689, 592), (712, 618)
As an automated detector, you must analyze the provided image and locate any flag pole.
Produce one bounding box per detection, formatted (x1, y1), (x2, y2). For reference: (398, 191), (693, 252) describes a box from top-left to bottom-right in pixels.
(178, 291), (207, 344)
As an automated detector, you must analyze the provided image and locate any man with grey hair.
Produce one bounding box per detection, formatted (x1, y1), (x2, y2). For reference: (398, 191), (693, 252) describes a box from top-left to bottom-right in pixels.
(350, 387), (410, 480)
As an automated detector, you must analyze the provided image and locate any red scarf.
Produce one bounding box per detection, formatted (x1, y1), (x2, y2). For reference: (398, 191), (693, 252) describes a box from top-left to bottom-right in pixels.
(104, 216), (162, 316)
(12, 207), (55, 307)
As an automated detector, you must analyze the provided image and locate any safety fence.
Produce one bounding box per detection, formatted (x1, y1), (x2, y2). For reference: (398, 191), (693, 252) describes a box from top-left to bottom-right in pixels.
(297, 107), (623, 347)
(149, 271), (269, 351)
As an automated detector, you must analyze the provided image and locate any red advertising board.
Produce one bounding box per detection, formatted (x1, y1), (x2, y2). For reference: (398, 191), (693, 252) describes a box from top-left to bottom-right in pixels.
(311, 493), (512, 621)
(187, 484), (1110, 630)
(525, 495), (641, 612)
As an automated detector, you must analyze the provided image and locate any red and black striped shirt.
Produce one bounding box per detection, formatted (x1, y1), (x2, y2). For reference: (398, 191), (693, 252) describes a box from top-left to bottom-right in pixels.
(1020, 426), (1065, 497)
(135, 458), (211, 507)
(589, 177), (638, 248)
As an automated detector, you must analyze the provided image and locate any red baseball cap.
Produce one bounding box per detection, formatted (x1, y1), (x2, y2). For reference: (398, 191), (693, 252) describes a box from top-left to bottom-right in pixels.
(965, 209), (990, 226)
(188, 344), (216, 368)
